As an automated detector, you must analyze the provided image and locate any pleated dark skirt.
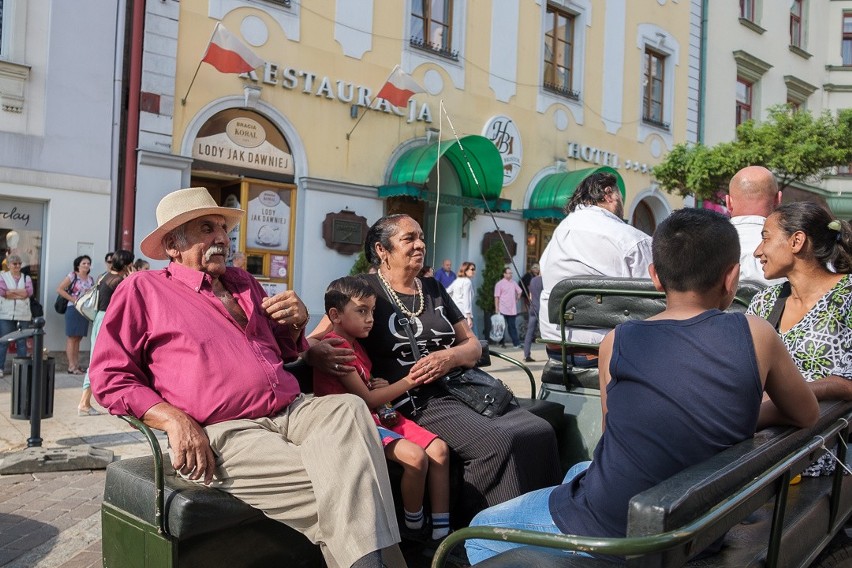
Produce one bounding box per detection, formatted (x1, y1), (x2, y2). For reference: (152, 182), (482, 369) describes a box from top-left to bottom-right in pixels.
(405, 394), (561, 525)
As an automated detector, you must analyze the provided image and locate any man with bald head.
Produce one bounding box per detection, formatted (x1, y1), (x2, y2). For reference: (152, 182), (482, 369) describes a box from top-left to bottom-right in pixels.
(725, 166), (784, 285)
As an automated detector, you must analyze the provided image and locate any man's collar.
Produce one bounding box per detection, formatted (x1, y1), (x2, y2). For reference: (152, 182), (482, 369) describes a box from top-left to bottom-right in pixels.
(166, 262), (252, 292)
(575, 204), (623, 223)
(166, 261), (212, 292)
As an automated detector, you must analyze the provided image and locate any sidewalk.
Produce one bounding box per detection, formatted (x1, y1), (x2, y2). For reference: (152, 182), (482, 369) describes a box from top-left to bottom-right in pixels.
(0, 343), (551, 567)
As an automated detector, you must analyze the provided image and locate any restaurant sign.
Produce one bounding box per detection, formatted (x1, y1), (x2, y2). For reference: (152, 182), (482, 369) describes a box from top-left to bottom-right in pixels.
(193, 109), (295, 175)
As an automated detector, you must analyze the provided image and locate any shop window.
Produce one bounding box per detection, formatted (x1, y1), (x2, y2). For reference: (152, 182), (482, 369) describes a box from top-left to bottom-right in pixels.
(843, 12), (852, 66)
(543, 5), (578, 100)
(410, 0), (458, 60)
(0, 198), (44, 302)
(790, 0), (803, 48)
(736, 77), (752, 126)
(642, 48), (667, 130)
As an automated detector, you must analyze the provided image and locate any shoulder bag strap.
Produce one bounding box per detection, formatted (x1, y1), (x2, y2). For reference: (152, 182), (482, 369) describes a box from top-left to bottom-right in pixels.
(766, 281), (792, 330)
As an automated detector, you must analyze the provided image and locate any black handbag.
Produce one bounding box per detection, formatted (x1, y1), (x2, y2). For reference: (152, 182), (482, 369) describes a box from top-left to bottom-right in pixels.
(30, 296), (44, 318)
(54, 275), (76, 315)
(378, 277), (513, 418)
(441, 367), (513, 418)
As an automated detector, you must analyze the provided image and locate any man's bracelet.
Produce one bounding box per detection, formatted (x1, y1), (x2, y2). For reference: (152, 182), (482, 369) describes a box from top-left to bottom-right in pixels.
(292, 313), (311, 331)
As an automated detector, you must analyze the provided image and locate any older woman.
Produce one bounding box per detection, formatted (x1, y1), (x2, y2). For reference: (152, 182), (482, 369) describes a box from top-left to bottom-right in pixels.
(748, 201), (852, 475)
(56, 255), (94, 375)
(310, 215), (560, 524)
(0, 255), (33, 376)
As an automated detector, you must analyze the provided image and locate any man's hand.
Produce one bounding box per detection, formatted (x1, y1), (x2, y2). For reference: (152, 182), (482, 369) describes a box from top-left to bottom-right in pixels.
(262, 290), (309, 330)
(303, 336), (356, 377)
(142, 402), (217, 485)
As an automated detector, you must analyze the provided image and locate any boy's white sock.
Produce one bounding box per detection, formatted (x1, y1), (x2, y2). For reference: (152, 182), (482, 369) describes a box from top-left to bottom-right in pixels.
(431, 512), (450, 540)
(404, 507), (424, 530)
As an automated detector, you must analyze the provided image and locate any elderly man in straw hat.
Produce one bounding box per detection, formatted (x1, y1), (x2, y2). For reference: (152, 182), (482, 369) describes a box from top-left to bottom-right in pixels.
(90, 188), (404, 568)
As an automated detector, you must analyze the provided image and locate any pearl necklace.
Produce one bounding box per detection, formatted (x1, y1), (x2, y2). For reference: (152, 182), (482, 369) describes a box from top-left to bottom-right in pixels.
(377, 268), (424, 318)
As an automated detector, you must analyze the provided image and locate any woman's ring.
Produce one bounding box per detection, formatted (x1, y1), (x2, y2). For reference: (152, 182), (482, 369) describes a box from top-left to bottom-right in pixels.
(334, 363), (339, 371)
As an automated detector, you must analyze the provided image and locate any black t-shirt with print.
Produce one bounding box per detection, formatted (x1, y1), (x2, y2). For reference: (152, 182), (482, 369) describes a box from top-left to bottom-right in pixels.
(360, 273), (464, 383)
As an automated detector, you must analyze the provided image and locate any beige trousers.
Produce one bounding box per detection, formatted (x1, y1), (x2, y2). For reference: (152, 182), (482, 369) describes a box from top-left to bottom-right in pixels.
(201, 393), (403, 568)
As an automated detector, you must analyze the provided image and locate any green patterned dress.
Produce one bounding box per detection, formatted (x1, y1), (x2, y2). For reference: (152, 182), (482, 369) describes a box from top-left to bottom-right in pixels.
(747, 274), (852, 475)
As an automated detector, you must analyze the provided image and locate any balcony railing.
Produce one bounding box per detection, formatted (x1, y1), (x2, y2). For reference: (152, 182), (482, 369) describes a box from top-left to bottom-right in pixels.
(409, 37), (459, 62)
(543, 82), (580, 101)
(642, 115), (670, 131)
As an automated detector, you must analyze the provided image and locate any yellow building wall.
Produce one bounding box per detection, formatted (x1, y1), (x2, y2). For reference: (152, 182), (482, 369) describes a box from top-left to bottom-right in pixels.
(172, 0), (689, 212)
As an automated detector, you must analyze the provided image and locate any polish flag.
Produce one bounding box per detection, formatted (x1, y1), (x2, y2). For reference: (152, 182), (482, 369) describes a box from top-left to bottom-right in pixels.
(376, 65), (425, 108)
(202, 23), (265, 74)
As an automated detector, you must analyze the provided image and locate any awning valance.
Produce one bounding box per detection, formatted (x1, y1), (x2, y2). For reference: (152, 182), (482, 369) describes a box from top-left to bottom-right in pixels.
(524, 166), (625, 219)
(379, 135), (506, 209)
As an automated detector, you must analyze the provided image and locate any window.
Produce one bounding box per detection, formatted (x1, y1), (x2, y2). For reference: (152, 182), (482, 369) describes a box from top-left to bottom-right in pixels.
(410, 0), (457, 60)
(736, 78), (752, 126)
(740, 0), (754, 21)
(543, 5), (578, 99)
(843, 12), (852, 66)
(790, 0), (803, 48)
(642, 48), (667, 129)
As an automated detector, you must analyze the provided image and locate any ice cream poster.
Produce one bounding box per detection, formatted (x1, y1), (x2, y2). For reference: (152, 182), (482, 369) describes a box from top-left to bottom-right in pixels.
(247, 189), (290, 251)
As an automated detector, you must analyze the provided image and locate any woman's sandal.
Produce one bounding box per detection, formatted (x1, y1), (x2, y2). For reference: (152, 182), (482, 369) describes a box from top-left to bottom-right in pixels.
(78, 406), (101, 416)
(68, 367), (84, 375)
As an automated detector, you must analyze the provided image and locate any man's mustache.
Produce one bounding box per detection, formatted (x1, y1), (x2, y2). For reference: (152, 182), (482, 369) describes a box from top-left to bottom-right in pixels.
(204, 246), (227, 262)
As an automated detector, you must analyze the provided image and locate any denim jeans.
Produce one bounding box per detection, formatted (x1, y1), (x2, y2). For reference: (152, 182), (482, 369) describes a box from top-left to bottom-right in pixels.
(465, 461), (592, 564)
(0, 319), (28, 372)
(501, 314), (520, 347)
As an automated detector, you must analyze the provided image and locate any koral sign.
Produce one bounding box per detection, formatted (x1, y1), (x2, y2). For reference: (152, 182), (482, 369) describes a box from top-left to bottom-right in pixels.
(241, 63), (433, 124)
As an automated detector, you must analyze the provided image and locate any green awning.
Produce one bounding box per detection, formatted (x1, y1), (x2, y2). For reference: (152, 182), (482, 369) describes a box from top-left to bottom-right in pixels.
(378, 183), (511, 211)
(379, 135), (505, 209)
(524, 166), (625, 219)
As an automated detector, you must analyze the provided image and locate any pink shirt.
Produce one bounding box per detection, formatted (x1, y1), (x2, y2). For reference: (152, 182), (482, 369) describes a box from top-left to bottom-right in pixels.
(494, 278), (522, 316)
(90, 262), (305, 426)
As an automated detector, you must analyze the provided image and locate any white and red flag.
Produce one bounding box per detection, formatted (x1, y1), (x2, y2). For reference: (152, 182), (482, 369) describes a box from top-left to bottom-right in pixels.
(375, 65), (425, 108)
(202, 23), (265, 74)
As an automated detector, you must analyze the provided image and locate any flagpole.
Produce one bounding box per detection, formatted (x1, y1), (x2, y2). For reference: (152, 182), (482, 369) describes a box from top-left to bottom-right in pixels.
(346, 65), (400, 140)
(181, 22), (220, 106)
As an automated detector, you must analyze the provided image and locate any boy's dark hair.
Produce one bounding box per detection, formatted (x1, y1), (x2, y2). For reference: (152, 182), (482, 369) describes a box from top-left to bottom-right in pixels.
(324, 275), (376, 315)
(652, 208), (740, 293)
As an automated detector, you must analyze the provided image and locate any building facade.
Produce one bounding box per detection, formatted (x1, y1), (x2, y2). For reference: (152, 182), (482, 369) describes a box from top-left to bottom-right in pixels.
(0, 1), (124, 351)
(703, 0), (852, 215)
(130, 0), (696, 327)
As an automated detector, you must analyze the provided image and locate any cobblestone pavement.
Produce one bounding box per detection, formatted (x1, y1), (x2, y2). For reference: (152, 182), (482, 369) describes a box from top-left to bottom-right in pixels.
(0, 343), (549, 567)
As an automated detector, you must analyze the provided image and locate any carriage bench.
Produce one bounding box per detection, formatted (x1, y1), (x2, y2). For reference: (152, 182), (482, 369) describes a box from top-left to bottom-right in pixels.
(433, 399), (852, 568)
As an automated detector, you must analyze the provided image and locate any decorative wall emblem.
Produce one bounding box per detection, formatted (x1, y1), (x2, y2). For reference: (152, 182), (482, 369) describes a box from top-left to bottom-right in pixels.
(483, 116), (523, 187)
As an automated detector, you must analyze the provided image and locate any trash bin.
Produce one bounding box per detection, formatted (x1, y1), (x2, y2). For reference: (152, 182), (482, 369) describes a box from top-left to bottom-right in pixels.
(10, 357), (55, 420)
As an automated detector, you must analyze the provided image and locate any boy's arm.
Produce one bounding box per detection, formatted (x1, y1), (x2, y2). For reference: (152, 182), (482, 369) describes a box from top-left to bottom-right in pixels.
(337, 371), (416, 409)
(597, 330), (615, 431)
(750, 316), (819, 429)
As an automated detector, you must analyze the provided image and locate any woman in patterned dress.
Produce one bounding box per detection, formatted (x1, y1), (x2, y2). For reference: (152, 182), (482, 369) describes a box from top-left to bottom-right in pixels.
(748, 201), (852, 475)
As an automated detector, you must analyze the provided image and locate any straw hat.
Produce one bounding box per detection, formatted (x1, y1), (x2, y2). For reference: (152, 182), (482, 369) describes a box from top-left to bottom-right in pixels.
(140, 187), (244, 260)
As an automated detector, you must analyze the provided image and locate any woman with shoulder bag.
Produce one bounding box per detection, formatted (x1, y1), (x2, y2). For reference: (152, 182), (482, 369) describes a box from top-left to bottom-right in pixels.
(0, 255), (32, 377)
(78, 250), (135, 416)
(55, 255), (94, 375)
(308, 215), (560, 525)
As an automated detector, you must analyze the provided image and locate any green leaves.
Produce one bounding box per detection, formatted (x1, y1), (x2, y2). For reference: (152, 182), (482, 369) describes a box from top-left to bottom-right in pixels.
(653, 106), (852, 201)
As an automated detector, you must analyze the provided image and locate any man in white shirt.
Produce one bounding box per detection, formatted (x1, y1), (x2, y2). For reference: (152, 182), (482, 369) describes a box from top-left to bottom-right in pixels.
(538, 172), (653, 363)
(725, 166), (784, 286)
